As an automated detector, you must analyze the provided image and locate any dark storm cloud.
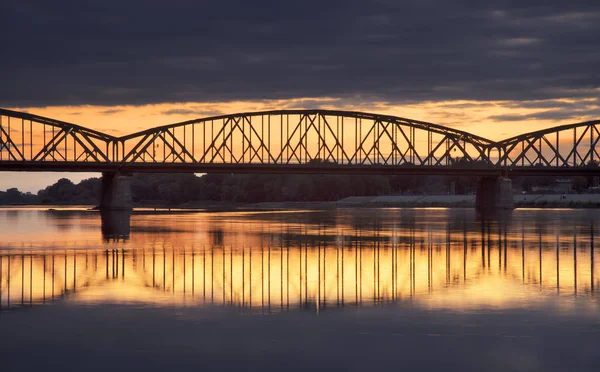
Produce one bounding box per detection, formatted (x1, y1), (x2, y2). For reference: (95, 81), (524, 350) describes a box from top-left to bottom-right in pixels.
(1, 0), (599, 107)
(281, 99), (343, 109)
(504, 100), (595, 110)
(489, 107), (600, 122)
(99, 109), (123, 115)
(161, 108), (223, 116)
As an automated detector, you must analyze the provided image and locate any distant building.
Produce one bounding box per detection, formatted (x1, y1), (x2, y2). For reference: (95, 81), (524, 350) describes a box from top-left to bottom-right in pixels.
(529, 178), (572, 194)
(553, 178), (572, 194)
(588, 186), (600, 194)
(531, 186), (552, 193)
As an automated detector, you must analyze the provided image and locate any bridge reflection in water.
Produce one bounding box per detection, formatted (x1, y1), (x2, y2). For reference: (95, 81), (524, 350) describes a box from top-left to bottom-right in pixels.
(0, 219), (597, 312)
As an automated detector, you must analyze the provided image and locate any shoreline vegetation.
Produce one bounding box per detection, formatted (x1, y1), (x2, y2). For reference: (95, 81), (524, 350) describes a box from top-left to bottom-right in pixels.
(3, 194), (600, 210)
(2, 172), (600, 210)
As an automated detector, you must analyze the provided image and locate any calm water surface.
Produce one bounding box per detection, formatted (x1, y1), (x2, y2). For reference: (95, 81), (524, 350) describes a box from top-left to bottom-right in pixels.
(1, 207), (599, 371)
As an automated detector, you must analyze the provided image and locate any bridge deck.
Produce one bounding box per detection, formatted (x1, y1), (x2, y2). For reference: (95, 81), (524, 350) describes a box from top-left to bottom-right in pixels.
(2, 161), (600, 176)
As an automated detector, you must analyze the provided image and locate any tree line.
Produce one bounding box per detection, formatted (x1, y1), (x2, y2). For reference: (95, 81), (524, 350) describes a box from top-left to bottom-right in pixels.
(0, 172), (462, 205)
(1, 159), (597, 205)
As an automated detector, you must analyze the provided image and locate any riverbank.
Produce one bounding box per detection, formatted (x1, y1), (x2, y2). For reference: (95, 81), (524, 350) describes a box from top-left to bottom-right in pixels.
(3, 194), (600, 211)
(328, 194), (600, 209)
(248, 194), (600, 209)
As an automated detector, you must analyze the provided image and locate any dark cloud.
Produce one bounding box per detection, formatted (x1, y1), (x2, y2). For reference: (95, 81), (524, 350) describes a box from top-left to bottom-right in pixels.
(100, 109), (123, 115)
(504, 100), (596, 110)
(161, 108), (223, 116)
(489, 107), (600, 122)
(280, 99), (343, 109)
(438, 102), (495, 109)
(1, 0), (599, 107)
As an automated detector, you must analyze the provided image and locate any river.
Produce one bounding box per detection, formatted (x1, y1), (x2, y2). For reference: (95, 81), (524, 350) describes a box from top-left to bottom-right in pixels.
(0, 207), (599, 371)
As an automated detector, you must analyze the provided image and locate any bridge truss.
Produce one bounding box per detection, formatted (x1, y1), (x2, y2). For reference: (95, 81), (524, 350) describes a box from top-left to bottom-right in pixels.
(1, 108), (599, 175)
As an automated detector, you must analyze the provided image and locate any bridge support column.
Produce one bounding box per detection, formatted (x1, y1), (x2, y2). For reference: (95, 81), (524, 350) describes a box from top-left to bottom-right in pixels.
(475, 176), (514, 213)
(100, 172), (132, 211)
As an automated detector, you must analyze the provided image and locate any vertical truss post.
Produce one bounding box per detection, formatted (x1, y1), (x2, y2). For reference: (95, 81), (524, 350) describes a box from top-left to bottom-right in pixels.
(573, 127), (577, 167)
(556, 132), (559, 167)
(591, 124), (594, 164)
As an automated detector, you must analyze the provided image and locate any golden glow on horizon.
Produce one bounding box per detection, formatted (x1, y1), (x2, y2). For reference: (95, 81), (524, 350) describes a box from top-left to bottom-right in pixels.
(8, 95), (600, 142)
(4, 97), (599, 170)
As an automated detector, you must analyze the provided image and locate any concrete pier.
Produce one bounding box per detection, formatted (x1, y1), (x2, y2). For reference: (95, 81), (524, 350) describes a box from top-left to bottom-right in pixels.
(99, 172), (132, 211)
(475, 176), (514, 213)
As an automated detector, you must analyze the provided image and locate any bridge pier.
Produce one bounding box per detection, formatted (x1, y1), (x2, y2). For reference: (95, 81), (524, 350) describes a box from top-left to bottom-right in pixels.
(100, 172), (132, 211)
(475, 176), (514, 213)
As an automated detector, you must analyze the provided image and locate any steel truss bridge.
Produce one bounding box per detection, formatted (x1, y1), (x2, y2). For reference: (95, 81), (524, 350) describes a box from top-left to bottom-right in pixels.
(1, 108), (600, 176)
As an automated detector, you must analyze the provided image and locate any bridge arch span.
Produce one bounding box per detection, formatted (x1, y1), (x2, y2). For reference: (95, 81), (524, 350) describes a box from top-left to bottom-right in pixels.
(495, 119), (600, 168)
(119, 109), (496, 168)
(0, 108), (117, 164)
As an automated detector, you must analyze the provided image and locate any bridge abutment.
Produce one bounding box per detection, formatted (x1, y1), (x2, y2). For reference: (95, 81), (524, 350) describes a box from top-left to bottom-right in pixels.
(100, 172), (132, 211)
(475, 176), (514, 213)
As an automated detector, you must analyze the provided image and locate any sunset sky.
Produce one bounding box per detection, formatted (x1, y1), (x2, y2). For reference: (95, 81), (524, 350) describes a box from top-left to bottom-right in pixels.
(1, 1), (599, 192)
